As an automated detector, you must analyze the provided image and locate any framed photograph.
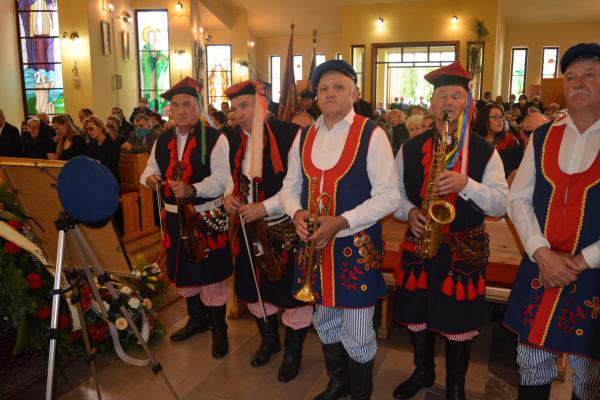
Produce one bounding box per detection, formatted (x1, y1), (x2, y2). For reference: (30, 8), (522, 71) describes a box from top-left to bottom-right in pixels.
(467, 41), (485, 99)
(101, 21), (111, 55)
(122, 31), (129, 60)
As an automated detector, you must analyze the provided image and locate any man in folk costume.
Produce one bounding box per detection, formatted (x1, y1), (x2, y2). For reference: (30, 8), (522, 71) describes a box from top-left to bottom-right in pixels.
(223, 80), (314, 382)
(140, 76), (232, 358)
(393, 61), (508, 400)
(281, 60), (400, 399)
(504, 43), (600, 400)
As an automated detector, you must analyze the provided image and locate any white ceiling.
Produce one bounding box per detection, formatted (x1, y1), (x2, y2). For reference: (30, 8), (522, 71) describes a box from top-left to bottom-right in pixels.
(199, 0), (600, 38)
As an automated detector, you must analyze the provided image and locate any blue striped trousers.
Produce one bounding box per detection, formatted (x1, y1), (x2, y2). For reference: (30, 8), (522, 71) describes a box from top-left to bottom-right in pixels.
(517, 344), (600, 400)
(313, 305), (377, 363)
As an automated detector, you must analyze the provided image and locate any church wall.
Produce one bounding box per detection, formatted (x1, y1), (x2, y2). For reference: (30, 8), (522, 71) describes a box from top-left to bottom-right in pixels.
(255, 32), (342, 86)
(501, 22), (600, 100)
(340, 0), (500, 104)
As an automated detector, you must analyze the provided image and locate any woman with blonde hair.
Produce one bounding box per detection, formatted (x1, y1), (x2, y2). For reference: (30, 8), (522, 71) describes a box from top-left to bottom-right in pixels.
(388, 109), (409, 155)
(83, 115), (120, 180)
(48, 114), (87, 160)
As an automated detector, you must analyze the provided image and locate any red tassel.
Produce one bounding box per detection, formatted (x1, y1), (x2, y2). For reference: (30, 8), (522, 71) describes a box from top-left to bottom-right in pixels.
(455, 280), (466, 301)
(162, 233), (171, 249)
(405, 271), (417, 291)
(396, 268), (405, 288)
(416, 269), (428, 289)
(467, 279), (477, 301)
(441, 274), (454, 296)
(207, 235), (218, 250)
(216, 233), (227, 248)
(477, 274), (486, 295)
(281, 250), (288, 264)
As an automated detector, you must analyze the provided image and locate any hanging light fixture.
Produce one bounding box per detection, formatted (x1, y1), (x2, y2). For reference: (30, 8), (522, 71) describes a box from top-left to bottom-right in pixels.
(376, 17), (384, 27)
(450, 14), (458, 24)
(175, 1), (183, 12)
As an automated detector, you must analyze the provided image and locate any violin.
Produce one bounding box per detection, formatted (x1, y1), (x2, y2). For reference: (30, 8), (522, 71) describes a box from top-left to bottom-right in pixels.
(239, 174), (283, 282)
(174, 161), (208, 263)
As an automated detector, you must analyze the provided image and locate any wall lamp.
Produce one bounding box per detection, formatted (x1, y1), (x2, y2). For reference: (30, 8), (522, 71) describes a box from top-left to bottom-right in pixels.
(62, 31), (80, 42)
(119, 11), (132, 24)
(450, 14), (458, 24)
(376, 17), (384, 27)
(247, 40), (255, 48)
(176, 1), (183, 12)
(101, 1), (114, 13)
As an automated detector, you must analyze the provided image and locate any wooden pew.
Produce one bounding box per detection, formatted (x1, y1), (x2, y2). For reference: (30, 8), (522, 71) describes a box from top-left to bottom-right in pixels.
(119, 153), (158, 242)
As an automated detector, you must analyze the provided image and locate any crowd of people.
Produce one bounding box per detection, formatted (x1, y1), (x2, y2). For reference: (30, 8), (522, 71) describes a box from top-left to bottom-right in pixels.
(0, 42), (598, 400)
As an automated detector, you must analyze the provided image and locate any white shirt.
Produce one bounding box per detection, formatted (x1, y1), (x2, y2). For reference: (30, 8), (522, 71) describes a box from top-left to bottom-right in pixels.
(140, 128), (231, 199)
(394, 135), (508, 220)
(224, 128), (301, 218)
(280, 109), (401, 235)
(507, 115), (600, 268)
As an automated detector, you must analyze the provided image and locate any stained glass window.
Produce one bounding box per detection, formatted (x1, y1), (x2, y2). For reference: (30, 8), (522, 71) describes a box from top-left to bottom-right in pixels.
(542, 47), (559, 79)
(270, 56), (281, 103)
(135, 10), (171, 113)
(16, 0), (64, 120)
(206, 45), (232, 108)
(510, 48), (528, 97)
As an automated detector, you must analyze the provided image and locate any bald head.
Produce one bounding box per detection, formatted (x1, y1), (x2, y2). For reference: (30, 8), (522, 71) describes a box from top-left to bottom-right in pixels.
(520, 113), (549, 147)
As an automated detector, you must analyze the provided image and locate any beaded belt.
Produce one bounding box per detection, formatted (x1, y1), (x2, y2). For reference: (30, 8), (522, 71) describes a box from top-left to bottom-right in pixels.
(163, 197), (224, 214)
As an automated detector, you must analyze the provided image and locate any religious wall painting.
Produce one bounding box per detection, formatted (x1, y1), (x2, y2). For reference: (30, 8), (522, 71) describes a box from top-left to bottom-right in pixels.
(101, 21), (111, 55)
(16, 0), (64, 119)
(135, 10), (171, 113)
(467, 41), (485, 99)
(122, 31), (129, 60)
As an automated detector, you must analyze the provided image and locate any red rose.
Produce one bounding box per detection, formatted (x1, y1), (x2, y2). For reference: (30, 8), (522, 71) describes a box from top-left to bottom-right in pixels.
(37, 305), (50, 320)
(88, 324), (108, 342)
(5, 242), (22, 254)
(7, 220), (21, 230)
(59, 313), (70, 331)
(27, 272), (42, 289)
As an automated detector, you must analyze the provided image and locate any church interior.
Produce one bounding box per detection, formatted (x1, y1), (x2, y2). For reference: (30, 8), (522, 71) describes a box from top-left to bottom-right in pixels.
(0, 0), (599, 399)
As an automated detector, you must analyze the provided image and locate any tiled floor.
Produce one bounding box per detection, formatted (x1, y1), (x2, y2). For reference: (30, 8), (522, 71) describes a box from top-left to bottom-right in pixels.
(18, 302), (572, 400)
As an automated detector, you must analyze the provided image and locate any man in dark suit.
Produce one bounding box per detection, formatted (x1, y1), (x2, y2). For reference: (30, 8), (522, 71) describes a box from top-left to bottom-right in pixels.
(353, 88), (374, 119)
(0, 109), (22, 157)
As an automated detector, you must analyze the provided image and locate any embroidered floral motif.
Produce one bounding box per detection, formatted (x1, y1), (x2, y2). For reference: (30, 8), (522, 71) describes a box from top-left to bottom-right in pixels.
(556, 306), (588, 335)
(584, 297), (600, 319)
(340, 265), (364, 291)
(523, 294), (542, 327)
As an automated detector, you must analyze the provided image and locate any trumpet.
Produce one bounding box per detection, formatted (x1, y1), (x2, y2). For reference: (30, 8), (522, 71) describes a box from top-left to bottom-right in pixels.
(294, 178), (330, 303)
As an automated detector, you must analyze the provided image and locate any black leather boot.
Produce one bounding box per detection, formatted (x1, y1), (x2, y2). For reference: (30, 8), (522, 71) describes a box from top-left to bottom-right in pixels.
(445, 339), (472, 400)
(314, 342), (350, 400)
(278, 326), (309, 382)
(572, 391), (581, 400)
(517, 383), (552, 400)
(207, 305), (228, 359)
(170, 295), (209, 342)
(251, 314), (281, 367)
(348, 358), (374, 400)
(393, 330), (436, 399)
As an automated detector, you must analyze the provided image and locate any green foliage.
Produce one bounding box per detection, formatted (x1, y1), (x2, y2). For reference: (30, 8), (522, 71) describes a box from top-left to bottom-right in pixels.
(473, 18), (489, 42)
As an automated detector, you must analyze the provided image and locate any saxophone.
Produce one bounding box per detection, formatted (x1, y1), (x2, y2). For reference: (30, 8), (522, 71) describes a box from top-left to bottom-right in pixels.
(415, 112), (456, 259)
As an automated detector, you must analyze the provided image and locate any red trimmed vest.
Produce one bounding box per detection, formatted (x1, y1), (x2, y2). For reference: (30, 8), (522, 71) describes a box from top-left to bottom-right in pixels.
(504, 121), (600, 360)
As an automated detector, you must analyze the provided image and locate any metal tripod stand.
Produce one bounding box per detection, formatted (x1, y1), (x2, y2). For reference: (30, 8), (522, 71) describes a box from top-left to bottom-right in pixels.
(45, 213), (180, 400)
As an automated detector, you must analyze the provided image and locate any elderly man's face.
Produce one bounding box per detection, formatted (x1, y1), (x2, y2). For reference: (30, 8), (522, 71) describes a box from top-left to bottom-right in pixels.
(430, 85), (467, 123)
(170, 94), (199, 129)
(316, 71), (358, 122)
(231, 94), (255, 132)
(564, 59), (600, 112)
(28, 121), (40, 137)
(135, 118), (151, 129)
